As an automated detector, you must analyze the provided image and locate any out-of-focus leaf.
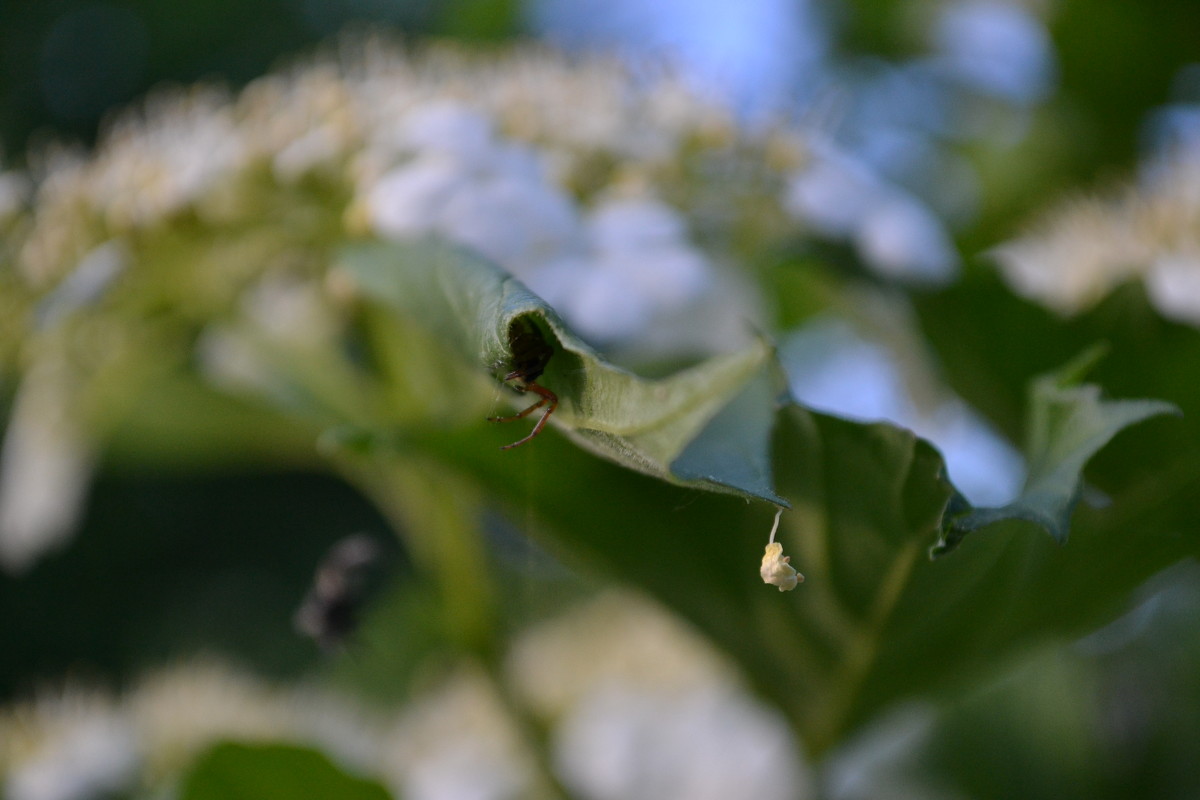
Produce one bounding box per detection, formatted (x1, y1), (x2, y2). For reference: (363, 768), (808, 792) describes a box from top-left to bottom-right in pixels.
(933, 348), (1179, 554)
(339, 238), (784, 504)
(179, 741), (393, 800)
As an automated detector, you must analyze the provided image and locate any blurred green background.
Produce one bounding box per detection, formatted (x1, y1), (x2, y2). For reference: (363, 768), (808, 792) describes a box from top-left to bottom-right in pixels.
(2, 1), (1200, 798)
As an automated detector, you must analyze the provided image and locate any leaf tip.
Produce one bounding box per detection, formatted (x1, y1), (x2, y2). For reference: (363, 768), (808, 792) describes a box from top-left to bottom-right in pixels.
(1048, 342), (1110, 388)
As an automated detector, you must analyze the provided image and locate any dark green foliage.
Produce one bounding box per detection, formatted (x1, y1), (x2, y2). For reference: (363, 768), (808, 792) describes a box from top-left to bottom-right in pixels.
(180, 742), (393, 800)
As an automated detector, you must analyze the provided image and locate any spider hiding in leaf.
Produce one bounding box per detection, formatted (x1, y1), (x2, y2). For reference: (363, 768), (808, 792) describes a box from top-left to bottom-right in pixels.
(488, 317), (558, 449)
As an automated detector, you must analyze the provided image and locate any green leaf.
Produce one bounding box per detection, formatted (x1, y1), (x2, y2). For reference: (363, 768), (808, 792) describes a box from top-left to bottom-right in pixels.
(434, 392), (1185, 758)
(668, 363), (783, 502)
(179, 741), (393, 800)
(324, 241), (1185, 757)
(915, 275), (1200, 549)
(933, 348), (1179, 555)
(338, 238), (785, 504)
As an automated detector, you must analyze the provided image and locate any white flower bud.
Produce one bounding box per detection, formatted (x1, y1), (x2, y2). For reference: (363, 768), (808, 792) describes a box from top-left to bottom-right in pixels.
(759, 507), (802, 591)
(760, 542), (801, 592)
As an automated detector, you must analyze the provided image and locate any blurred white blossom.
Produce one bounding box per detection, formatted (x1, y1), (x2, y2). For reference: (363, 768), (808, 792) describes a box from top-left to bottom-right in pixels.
(784, 143), (884, 238)
(932, 0), (1056, 105)
(530, 197), (713, 344)
(509, 592), (736, 715)
(994, 152), (1200, 324)
(128, 661), (299, 777)
(1, 690), (139, 800)
(130, 661), (389, 784)
(0, 662), (388, 797)
(380, 671), (532, 800)
(1147, 255), (1200, 325)
(784, 141), (959, 284)
(556, 683), (803, 800)
(856, 195), (958, 283)
(0, 592), (808, 800)
(356, 98), (733, 347)
(321, 45), (780, 348)
(194, 272), (349, 408)
(508, 591), (809, 799)
(0, 356), (93, 572)
(0, 167), (29, 222)
(1143, 64), (1200, 162)
(241, 272), (343, 346)
(363, 103), (582, 274)
(86, 88), (247, 231)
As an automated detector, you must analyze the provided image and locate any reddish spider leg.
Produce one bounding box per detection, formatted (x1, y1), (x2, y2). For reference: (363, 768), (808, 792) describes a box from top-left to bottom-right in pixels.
(487, 377), (558, 450)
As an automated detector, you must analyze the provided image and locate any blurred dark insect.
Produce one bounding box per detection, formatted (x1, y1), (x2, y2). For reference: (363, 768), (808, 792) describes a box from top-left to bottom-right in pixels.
(294, 534), (384, 652)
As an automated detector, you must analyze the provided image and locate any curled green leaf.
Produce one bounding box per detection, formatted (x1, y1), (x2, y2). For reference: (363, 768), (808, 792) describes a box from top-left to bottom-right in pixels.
(933, 348), (1180, 555)
(339, 238), (786, 504)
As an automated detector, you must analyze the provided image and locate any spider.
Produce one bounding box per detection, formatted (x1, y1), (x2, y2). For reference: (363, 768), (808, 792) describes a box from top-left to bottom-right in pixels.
(488, 317), (558, 450)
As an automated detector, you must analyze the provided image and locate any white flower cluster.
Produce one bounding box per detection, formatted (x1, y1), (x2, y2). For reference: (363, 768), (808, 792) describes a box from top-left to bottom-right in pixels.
(507, 592), (808, 800)
(0, 690), (138, 800)
(9, 38), (968, 356)
(11, 41), (791, 352)
(0, 663), (383, 800)
(993, 152), (1200, 326)
(0, 593), (806, 800)
(343, 59), (758, 352)
(15, 88), (248, 288)
(361, 102), (709, 346)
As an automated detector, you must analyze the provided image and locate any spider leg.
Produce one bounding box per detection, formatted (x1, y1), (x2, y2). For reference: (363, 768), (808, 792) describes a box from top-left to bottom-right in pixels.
(487, 385), (549, 423)
(492, 381), (558, 450)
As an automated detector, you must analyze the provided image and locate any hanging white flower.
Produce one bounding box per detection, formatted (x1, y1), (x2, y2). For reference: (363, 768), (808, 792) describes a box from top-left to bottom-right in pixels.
(760, 508), (802, 591)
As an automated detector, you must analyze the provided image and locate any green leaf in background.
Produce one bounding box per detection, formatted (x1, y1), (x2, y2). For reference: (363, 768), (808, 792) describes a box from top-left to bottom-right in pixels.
(179, 741), (393, 800)
(932, 347), (1180, 556)
(339, 238), (785, 504)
